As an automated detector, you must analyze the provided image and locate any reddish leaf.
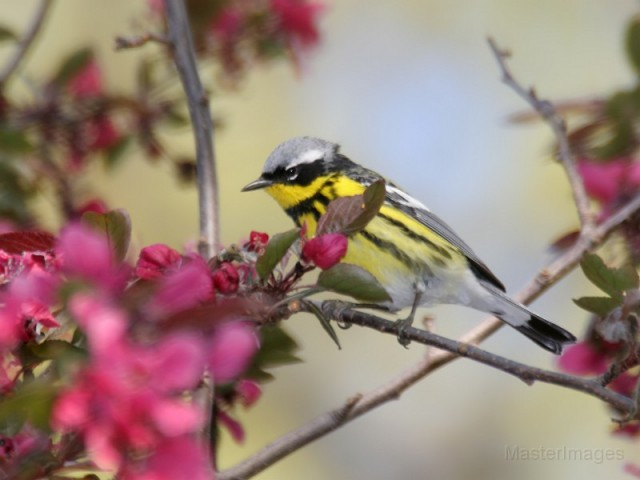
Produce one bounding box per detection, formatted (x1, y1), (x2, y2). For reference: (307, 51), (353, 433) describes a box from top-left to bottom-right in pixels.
(548, 230), (579, 254)
(316, 195), (364, 236)
(316, 180), (385, 236)
(0, 231), (56, 254)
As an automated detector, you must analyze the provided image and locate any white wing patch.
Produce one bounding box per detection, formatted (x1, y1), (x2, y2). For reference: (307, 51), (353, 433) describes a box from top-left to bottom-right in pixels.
(386, 184), (430, 212)
(291, 148), (325, 167)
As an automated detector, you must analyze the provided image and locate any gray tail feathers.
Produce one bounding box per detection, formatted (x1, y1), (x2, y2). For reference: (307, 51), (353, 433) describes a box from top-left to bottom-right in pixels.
(514, 314), (576, 355)
(480, 282), (576, 354)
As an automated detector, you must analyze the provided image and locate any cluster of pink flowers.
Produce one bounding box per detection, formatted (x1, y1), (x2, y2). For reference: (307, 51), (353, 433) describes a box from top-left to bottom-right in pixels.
(150, 0), (324, 80)
(558, 341), (640, 435)
(0, 224), (263, 478)
(65, 60), (122, 169)
(577, 158), (640, 216)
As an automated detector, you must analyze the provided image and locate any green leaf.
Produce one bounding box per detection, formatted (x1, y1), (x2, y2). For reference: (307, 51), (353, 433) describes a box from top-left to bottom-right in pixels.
(246, 325), (301, 381)
(255, 228), (299, 280)
(26, 339), (85, 361)
(0, 380), (57, 432)
(0, 128), (32, 153)
(580, 253), (639, 299)
(0, 24), (17, 43)
(592, 91), (638, 159)
(51, 47), (93, 88)
(573, 296), (621, 316)
(81, 209), (131, 262)
(317, 263), (391, 303)
(306, 300), (341, 349)
(104, 135), (132, 168)
(626, 16), (640, 77)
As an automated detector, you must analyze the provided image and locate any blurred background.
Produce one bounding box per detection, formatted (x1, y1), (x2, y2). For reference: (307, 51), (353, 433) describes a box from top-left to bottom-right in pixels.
(2, 1), (640, 478)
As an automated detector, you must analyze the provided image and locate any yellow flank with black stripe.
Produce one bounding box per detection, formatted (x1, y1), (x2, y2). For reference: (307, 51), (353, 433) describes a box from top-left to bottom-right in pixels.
(265, 173), (463, 288)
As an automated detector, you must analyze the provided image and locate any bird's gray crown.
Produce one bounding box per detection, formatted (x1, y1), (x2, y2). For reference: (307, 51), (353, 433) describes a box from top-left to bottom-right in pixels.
(262, 136), (339, 174)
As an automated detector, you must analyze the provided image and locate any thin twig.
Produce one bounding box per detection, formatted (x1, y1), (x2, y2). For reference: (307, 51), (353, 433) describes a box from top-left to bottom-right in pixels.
(114, 32), (169, 50)
(0, 0), (53, 85)
(487, 37), (595, 233)
(164, 0), (219, 259)
(218, 194), (640, 480)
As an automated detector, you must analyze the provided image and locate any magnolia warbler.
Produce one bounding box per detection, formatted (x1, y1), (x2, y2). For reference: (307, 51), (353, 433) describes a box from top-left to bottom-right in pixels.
(242, 136), (576, 354)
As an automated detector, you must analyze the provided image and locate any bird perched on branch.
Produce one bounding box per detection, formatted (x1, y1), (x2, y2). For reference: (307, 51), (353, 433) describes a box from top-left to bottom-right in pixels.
(243, 136), (576, 354)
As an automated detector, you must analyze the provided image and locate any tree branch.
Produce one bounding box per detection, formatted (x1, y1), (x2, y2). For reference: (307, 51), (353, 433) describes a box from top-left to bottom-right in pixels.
(219, 194), (640, 480)
(164, 0), (219, 259)
(163, 0), (219, 468)
(0, 0), (53, 86)
(487, 37), (595, 233)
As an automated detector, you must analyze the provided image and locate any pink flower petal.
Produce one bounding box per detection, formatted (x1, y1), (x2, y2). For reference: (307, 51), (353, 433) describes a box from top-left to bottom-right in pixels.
(577, 159), (626, 204)
(212, 262), (239, 294)
(57, 223), (115, 286)
(146, 333), (206, 392)
(135, 437), (212, 480)
(217, 410), (245, 443)
(52, 387), (91, 429)
(150, 400), (203, 436)
(236, 379), (262, 407)
(209, 322), (258, 383)
(302, 233), (348, 270)
(150, 258), (214, 317)
(69, 294), (127, 357)
(68, 60), (103, 97)
(85, 422), (122, 470)
(136, 244), (182, 280)
(557, 342), (609, 375)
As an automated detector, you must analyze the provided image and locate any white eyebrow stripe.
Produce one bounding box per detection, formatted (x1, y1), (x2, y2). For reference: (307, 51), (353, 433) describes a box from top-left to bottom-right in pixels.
(386, 184), (430, 212)
(290, 149), (324, 167)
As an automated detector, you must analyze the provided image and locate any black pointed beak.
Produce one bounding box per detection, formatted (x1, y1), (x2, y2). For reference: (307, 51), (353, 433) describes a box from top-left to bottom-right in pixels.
(242, 176), (272, 192)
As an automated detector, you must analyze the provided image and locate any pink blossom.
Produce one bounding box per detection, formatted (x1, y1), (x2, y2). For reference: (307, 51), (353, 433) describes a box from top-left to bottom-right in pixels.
(302, 233), (348, 269)
(148, 257), (214, 318)
(68, 60), (103, 97)
(577, 158), (640, 204)
(235, 379), (262, 407)
(87, 115), (121, 151)
(128, 437), (213, 480)
(74, 198), (109, 216)
(69, 294), (127, 358)
(270, 0), (324, 47)
(610, 372), (639, 397)
(20, 301), (58, 341)
(557, 342), (609, 375)
(210, 7), (243, 42)
(0, 426), (48, 464)
(246, 230), (269, 253)
(57, 223), (122, 289)
(625, 463), (640, 477)
(212, 262), (239, 294)
(209, 322), (258, 384)
(138, 333), (207, 392)
(217, 410), (245, 443)
(52, 321), (208, 473)
(0, 268), (59, 348)
(135, 244), (183, 280)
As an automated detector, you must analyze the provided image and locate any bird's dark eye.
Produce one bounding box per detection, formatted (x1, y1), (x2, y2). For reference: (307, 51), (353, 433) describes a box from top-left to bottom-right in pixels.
(285, 166), (298, 181)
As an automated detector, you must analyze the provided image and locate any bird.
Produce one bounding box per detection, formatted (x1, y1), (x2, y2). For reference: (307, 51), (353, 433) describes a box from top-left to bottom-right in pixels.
(242, 136), (576, 354)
